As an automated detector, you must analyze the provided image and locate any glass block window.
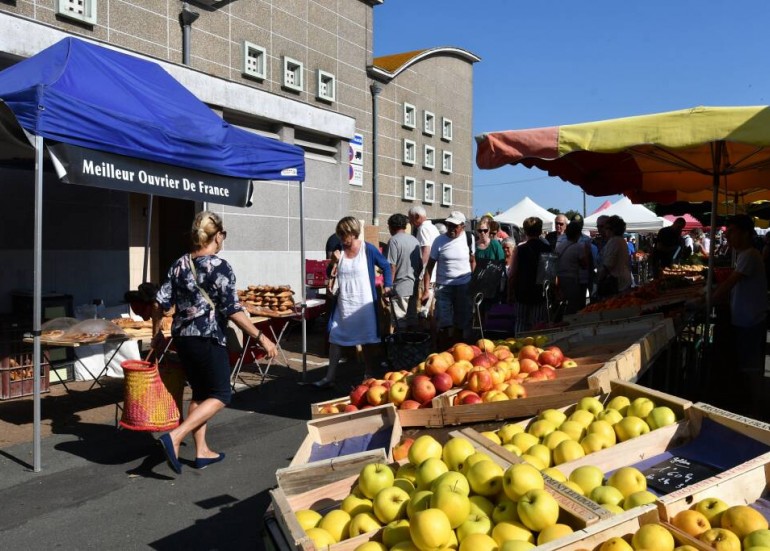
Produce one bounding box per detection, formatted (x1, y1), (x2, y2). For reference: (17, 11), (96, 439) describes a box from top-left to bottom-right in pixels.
(317, 70), (336, 102)
(442, 151), (453, 174)
(442, 117), (453, 141)
(403, 139), (416, 165)
(424, 145), (435, 169)
(403, 177), (416, 200)
(424, 111), (435, 135)
(243, 42), (267, 80)
(424, 180), (435, 203)
(403, 103), (416, 129)
(57, 0), (97, 24)
(442, 184), (453, 206)
(283, 57), (304, 92)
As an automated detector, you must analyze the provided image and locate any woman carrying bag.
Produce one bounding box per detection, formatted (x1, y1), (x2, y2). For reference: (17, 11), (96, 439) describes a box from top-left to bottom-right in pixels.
(152, 211), (276, 475)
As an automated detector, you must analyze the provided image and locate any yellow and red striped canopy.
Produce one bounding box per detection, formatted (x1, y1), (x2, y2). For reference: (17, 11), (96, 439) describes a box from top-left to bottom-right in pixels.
(476, 106), (770, 200)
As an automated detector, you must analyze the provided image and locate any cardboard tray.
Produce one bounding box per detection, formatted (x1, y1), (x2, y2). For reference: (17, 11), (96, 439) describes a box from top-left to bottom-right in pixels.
(291, 404), (402, 467)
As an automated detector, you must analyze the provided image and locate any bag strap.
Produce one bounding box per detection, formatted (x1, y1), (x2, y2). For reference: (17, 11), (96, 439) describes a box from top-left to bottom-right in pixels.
(188, 254), (216, 311)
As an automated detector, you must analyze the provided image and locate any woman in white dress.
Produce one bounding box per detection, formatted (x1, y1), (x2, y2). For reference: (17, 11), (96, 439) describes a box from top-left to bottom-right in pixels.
(313, 217), (392, 388)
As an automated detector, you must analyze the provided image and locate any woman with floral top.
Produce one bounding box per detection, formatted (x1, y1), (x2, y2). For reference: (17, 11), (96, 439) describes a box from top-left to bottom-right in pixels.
(152, 211), (276, 474)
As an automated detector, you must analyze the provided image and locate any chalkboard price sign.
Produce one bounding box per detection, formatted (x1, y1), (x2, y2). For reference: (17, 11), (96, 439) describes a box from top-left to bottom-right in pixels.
(643, 456), (720, 494)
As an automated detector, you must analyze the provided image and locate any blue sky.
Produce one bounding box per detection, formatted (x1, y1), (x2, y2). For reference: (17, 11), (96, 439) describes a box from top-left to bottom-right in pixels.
(374, 0), (770, 217)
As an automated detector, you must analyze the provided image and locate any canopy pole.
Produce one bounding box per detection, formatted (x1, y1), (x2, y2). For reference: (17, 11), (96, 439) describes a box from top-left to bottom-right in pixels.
(33, 135), (44, 473)
(299, 181), (307, 382)
(142, 195), (153, 284)
(705, 143), (722, 344)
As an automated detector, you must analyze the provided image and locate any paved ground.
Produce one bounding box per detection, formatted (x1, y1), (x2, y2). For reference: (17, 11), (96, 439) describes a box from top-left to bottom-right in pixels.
(0, 326), (371, 550)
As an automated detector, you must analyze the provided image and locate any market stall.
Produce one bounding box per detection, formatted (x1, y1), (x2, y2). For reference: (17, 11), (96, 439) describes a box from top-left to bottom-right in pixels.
(0, 37), (306, 471)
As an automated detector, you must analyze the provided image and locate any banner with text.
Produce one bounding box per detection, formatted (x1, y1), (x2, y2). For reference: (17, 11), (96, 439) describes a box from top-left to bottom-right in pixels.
(48, 143), (254, 207)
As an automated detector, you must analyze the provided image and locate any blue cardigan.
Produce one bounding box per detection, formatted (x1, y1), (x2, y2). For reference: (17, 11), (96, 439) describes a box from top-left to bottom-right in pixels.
(327, 242), (393, 335)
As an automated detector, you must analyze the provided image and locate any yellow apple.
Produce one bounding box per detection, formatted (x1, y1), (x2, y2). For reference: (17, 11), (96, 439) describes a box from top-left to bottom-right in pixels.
(512, 432), (540, 454)
(395, 462), (418, 485)
(542, 467), (567, 483)
(503, 443), (523, 456)
(442, 436), (477, 471)
(469, 495), (496, 518)
(459, 451), (493, 476)
(562, 480), (585, 495)
(497, 423), (525, 444)
(409, 508), (453, 551)
(605, 395), (631, 415)
(720, 505), (769, 539)
(694, 497), (729, 526)
(430, 484), (471, 528)
(623, 490), (657, 510)
(590, 485), (625, 508)
(559, 420), (587, 441)
(627, 396), (656, 419)
(568, 409), (595, 428)
(493, 521), (535, 545)
(502, 463), (544, 501)
(456, 513), (493, 542)
(596, 408), (624, 425)
(517, 489), (560, 532)
(431, 471), (470, 496)
(614, 416), (650, 442)
(581, 432), (614, 454)
(408, 435), (443, 465)
(319, 508), (351, 542)
(358, 462), (395, 499)
(672, 509), (711, 537)
(481, 430), (503, 444)
(373, 486), (410, 524)
(406, 490), (433, 519)
(521, 453), (548, 471)
(459, 533), (498, 551)
(607, 466), (647, 498)
(340, 494), (373, 517)
(539, 408), (568, 426)
(305, 527), (336, 548)
(537, 523), (574, 545)
(356, 541), (389, 551)
(743, 529), (770, 549)
(569, 465), (605, 495)
(698, 528), (741, 551)
(552, 438), (586, 464)
(295, 509), (322, 531)
(466, 460), (505, 497)
(599, 536), (634, 551)
(415, 457), (449, 490)
(543, 430), (573, 450)
(528, 419), (558, 439)
(646, 406), (677, 429)
(576, 396), (605, 415)
(588, 420), (618, 444)
(393, 477), (416, 494)
(500, 541), (536, 551)
(527, 443), (553, 468)
(632, 523), (675, 551)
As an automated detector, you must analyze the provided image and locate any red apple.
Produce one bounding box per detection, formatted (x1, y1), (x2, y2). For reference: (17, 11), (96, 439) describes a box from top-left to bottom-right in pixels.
(545, 346), (564, 367)
(454, 389), (478, 405)
(538, 350), (560, 368)
(349, 384), (370, 407)
(367, 384), (390, 405)
(400, 399), (422, 410)
(362, 377), (378, 387)
(392, 437), (415, 461)
(488, 365), (506, 385)
(452, 343), (476, 362)
(319, 404), (340, 414)
(525, 370), (548, 382)
(466, 369), (493, 393)
(539, 365), (557, 380)
(476, 339), (495, 352)
(431, 372), (454, 394)
(411, 377), (437, 403)
(471, 353), (495, 368)
(493, 346), (514, 360)
(518, 345), (540, 362)
(470, 345), (482, 357)
(447, 362), (469, 386)
(343, 404), (359, 412)
(519, 358), (540, 374)
(504, 383), (527, 399)
(460, 393), (483, 405)
(425, 353), (451, 376)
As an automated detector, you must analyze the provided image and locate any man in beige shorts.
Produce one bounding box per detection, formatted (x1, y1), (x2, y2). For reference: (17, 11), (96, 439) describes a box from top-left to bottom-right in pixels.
(408, 206), (441, 328)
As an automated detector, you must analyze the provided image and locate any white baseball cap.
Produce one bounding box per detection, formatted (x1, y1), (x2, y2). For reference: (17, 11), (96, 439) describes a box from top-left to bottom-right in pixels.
(445, 211), (466, 225)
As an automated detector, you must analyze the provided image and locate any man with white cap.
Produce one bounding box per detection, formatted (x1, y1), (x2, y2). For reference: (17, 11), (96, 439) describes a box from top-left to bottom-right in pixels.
(422, 210), (475, 346)
(408, 206), (441, 326)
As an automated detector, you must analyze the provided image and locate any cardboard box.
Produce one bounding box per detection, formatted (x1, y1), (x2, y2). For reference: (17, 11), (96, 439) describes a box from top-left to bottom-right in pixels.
(291, 404), (402, 467)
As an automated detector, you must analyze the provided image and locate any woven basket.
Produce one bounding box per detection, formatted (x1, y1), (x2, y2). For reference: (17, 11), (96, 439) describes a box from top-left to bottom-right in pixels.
(384, 331), (431, 371)
(120, 360), (182, 432)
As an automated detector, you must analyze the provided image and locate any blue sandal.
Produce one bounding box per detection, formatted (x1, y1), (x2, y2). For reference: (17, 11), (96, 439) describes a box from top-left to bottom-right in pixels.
(195, 453), (226, 469)
(159, 433), (182, 474)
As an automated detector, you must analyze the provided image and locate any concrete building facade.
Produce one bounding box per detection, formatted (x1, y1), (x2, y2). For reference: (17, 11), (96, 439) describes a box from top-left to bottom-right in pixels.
(0, 1), (477, 314)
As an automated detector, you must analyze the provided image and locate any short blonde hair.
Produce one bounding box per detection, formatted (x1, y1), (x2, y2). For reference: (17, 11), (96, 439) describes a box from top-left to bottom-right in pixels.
(191, 211), (223, 249)
(336, 216), (361, 238)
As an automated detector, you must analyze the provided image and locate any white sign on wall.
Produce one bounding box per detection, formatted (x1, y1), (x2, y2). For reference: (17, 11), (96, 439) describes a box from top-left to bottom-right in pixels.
(349, 133), (364, 186)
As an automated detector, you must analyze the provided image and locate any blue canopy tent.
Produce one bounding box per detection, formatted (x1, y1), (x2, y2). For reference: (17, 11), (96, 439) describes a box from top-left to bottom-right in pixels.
(0, 38), (307, 471)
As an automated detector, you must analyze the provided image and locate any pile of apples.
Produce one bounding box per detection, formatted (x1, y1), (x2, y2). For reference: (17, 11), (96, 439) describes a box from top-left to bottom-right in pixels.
(595, 497), (769, 551)
(479, 395), (679, 470)
(294, 434), (583, 551)
(318, 335), (579, 414)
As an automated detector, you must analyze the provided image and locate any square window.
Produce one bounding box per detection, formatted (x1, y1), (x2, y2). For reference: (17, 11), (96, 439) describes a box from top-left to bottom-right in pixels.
(442, 184), (453, 206)
(442, 117), (453, 141)
(424, 180), (435, 203)
(403, 139), (416, 165)
(424, 111), (435, 135)
(423, 145), (435, 169)
(403, 177), (416, 201)
(403, 103), (416, 129)
(243, 41), (267, 80)
(283, 56), (304, 92)
(317, 70), (336, 102)
(57, 0), (97, 24)
(442, 151), (453, 174)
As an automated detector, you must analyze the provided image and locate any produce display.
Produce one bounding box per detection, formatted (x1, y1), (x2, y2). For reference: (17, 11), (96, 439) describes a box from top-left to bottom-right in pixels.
(317, 336), (581, 414)
(481, 394), (679, 470)
(6, 356), (34, 381)
(238, 284), (296, 315)
(293, 435), (587, 550)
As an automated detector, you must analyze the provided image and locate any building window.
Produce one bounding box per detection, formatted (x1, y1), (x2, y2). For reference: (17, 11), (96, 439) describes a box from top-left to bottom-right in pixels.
(403, 103), (416, 129)
(242, 42), (267, 80)
(442, 184), (453, 206)
(424, 111), (435, 135)
(317, 70), (336, 103)
(424, 180), (435, 203)
(424, 145), (435, 169)
(282, 56), (304, 92)
(403, 139), (416, 165)
(442, 117), (453, 141)
(57, 0), (97, 24)
(403, 177), (416, 201)
(442, 151), (453, 174)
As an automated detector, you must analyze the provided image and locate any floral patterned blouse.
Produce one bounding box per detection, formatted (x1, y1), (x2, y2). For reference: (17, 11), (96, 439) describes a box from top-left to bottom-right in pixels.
(156, 254), (243, 346)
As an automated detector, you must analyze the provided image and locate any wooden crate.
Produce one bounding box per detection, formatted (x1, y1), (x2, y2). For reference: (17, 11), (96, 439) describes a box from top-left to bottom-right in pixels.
(291, 404), (402, 466)
(310, 393), (445, 428)
(270, 449), (387, 551)
(658, 402), (770, 520)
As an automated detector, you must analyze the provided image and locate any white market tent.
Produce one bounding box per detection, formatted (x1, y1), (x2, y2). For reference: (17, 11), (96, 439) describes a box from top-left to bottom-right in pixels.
(494, 196), (557, 230)
(584, 196), (671, 233)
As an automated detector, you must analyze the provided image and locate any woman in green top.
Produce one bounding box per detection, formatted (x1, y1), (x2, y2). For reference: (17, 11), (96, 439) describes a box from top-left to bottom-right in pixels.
(475, 218), (505, 260)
